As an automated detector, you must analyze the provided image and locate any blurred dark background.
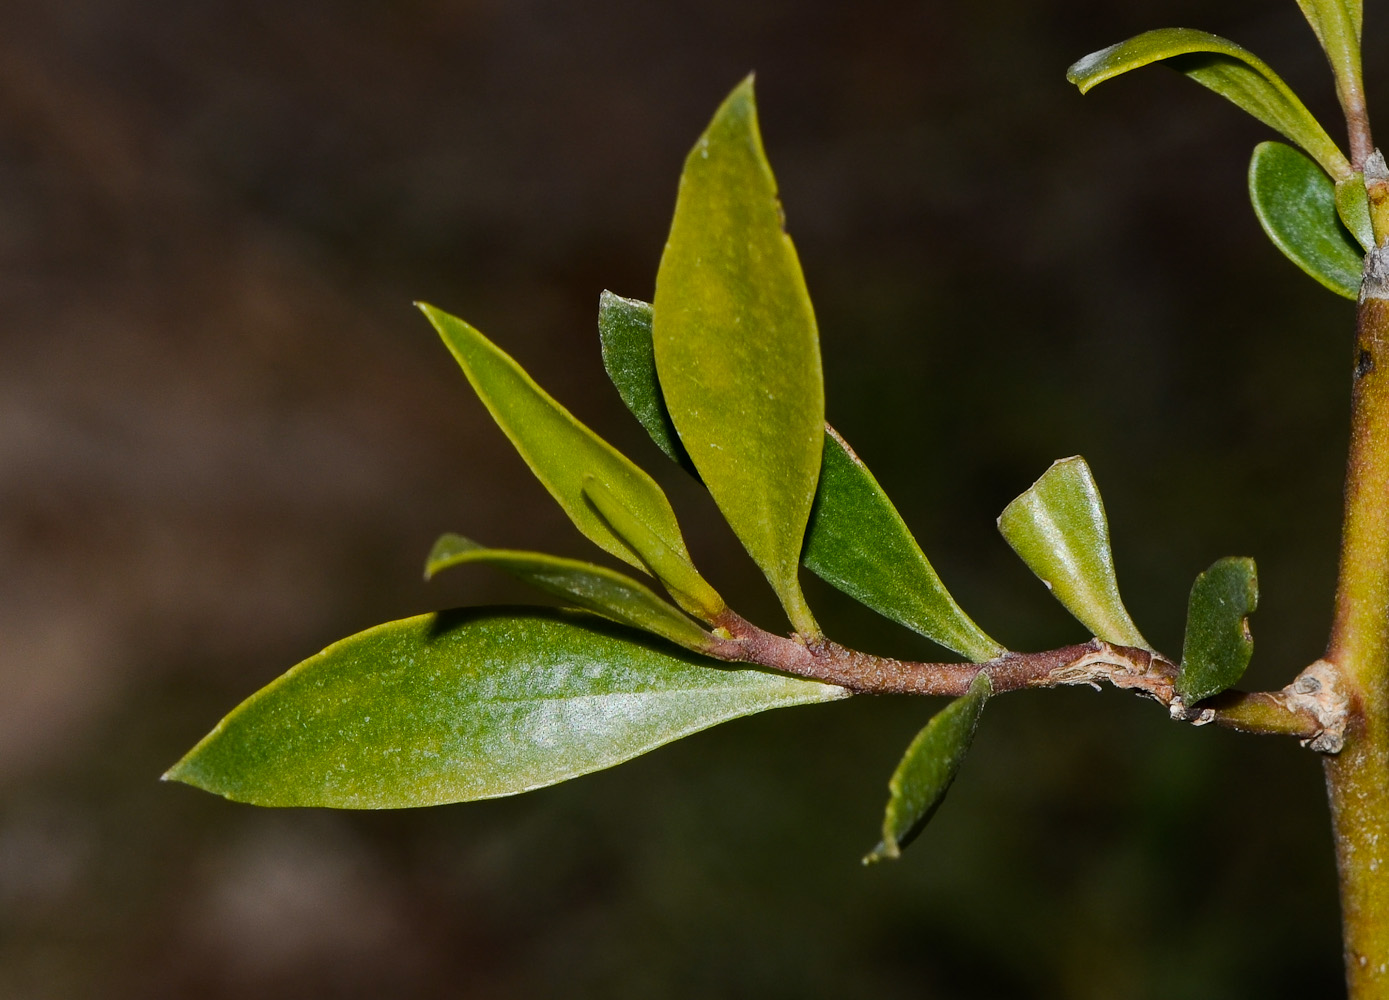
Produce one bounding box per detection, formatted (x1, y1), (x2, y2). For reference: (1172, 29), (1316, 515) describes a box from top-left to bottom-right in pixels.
(0, 0), (1369, 995)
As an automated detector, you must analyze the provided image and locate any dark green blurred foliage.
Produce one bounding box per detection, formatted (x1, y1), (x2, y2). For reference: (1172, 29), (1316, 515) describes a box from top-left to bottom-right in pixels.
(0, 0), (1355, 995)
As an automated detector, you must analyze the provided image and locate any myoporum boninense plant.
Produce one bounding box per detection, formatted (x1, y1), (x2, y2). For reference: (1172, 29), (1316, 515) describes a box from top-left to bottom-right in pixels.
(167, 2), (1389, 992)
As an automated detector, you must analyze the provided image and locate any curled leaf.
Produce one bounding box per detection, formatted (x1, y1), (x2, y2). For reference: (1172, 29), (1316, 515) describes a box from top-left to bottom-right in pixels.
(1176, 557), (1259, 705)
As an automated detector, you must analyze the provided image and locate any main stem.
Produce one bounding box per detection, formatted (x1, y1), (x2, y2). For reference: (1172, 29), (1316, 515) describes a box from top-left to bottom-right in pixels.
(1326, 252), (1389, 997)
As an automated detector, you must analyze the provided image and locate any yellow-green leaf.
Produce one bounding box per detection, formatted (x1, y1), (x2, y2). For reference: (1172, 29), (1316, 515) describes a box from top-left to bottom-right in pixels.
(1176, 557), (1259, 705)
(653, 76), (824, 636)
(166, 609), (847, 808)
(997, 457), (1150, 650)
(1295, 0), (1364, 131)
(1336, 174), (1375, 252)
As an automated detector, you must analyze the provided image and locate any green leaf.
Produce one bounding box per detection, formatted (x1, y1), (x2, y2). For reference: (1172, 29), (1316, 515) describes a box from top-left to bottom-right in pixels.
(1249, 142), (1364, 300)
(653, 76), (825, 636)
(582, 477), (727, 622)
(1176, 557), (1259, 705)
(1067, 28), (1350, 180)
(997, 457), (1150, 650)
(419, 303), (694, 573)
(1295, 0), (1364, 122)
(425, 534), (714, 651)
(864, 671), (991, 864)
(803, 428), (1004, 662)
(1336, 174), (1375, 252)
(165, 608), (847, 808)
(598, 291), (695, 473)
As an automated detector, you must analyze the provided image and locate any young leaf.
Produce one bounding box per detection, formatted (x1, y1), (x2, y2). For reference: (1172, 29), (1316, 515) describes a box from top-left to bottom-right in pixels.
(997, 457), (1150, 650)
(425, 534), (714, 651)
(1249, 141), (1363, 300)
(1067, 28), (1350, 180)
(864, 670), (992, 864)
(804, 428), (1005, 662)
(582, 477), (727, 622)
(597, 291), (695, 473)
(1295, 0), (1364, 129)
(1176, 557), (1259, 705)
(418, 303), (693, 573)
(165, 608), (847, 808)
(1336, 174), (1376, 252)
(652, 76), (825, 636)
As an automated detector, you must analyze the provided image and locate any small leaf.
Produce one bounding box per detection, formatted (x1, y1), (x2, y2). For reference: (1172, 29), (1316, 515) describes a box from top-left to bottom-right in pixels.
(597, 291), (695, 473)
(166, 608), (847, 808)
(582, 477), (727, 622)
(425, 534), (714, 651)
(419, 303), (694, 573)
(653, 76), (824, 636)
(1249, 141), (1363, 300)
(803, 428), (1004, 662)
(1295, 0), (1364, 124)
(1336, 174), (1375, 252)
(997, 457), (1150, 650)
(1067, 28), (1350, 179)
(864, 670), (991, 864)
(1176, 557), (1259, 705)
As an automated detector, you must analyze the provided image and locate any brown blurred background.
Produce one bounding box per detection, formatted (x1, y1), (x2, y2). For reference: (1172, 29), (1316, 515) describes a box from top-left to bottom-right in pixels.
(0, 0), (1370, 995)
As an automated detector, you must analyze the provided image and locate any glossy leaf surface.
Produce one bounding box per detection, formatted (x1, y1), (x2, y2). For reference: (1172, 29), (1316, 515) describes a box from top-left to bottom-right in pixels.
(1250, 141), (1363, 300)
(652, 77), (824, 634)
(425, 534), (713, 650)
(864, 671), (991, 864)
(597, 291), (694, 472)
(419, 303), (692, 572)
(167, 609), (847, 808)
(1336, 174), (1375, 252)
(997, 457), (1150, 650)
(1067, 28), (1349, 179)
(1177, 557), (1259, 704)
(803, 428), (1004, 662)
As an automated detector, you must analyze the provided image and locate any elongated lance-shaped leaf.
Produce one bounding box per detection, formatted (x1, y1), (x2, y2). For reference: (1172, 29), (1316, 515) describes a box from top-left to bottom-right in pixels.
(166, 608), (847, 808)
(1176, 557), (1258, 705)
(997, 457), (1150, 650)
(864, 670), (992, 864)
(582, 477), (727, 622)
(598, 291), (695, 473)
(1295, 0), (1364, 135)
(1250, 141), (1363, 299)
(804, 428), (1004, 662)
(1067, 28), (1350, 180)
(653, 76), (825, 637)
(1336, 175), (1375, 251)
(425, 534), (714, 651)
(419, 303), (693, 574)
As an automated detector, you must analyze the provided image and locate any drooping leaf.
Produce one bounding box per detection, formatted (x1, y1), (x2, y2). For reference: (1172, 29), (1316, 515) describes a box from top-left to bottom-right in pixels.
(1249, 142), (1363, 300)
(997, 457), (1150, 650)
(166, 608), (847, 808)
(864, 670), (992, 864)
(1336, 174), (1375, 251)
(425, 534), (714, 651)
(582, 478), (727, 622)
(1176, 557), (1259, 705)
(652, 76), (825, 636)
(419, 303), (694, 573)
(804, 428), (1004, 662)
(1067, 28), (1350, 179)
(597, 291), (695, 473)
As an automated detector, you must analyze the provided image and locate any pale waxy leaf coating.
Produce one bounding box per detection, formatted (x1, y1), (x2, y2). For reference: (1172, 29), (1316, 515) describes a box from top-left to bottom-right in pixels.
(864, 670), (992, 864)
(1177, 557), (1259, 705)
(1249, 141), (1364, 299)
(166, 609), (847, 808)
(1067, 27), (1350, 179)
(425, 534), (714, 651)
(653, 76), (824, 636)
(419, 303), (693, 574)
(998, 457), (1150, 650)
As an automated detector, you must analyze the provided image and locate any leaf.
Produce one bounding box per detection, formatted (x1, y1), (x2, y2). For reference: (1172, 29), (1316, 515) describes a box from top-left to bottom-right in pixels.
(165, 608), (847, 808)
(652, 76), (825, 636)
(1295, 0), (1364, 121)
(597, 291), (695, 473)
(997, 457), (1150, 650)
(582, 478), (727, 622)
(803, 428), (1004, 662)
(419, 303), (694, 573)
(425, 534), (714, 651)
(1249, 142), (1364, 300)
(864, 671), (991, 864)
(1336, 174), (1375, 252)
(1176, 557), (1259, 705)
(1067, 28), (1349, 180)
